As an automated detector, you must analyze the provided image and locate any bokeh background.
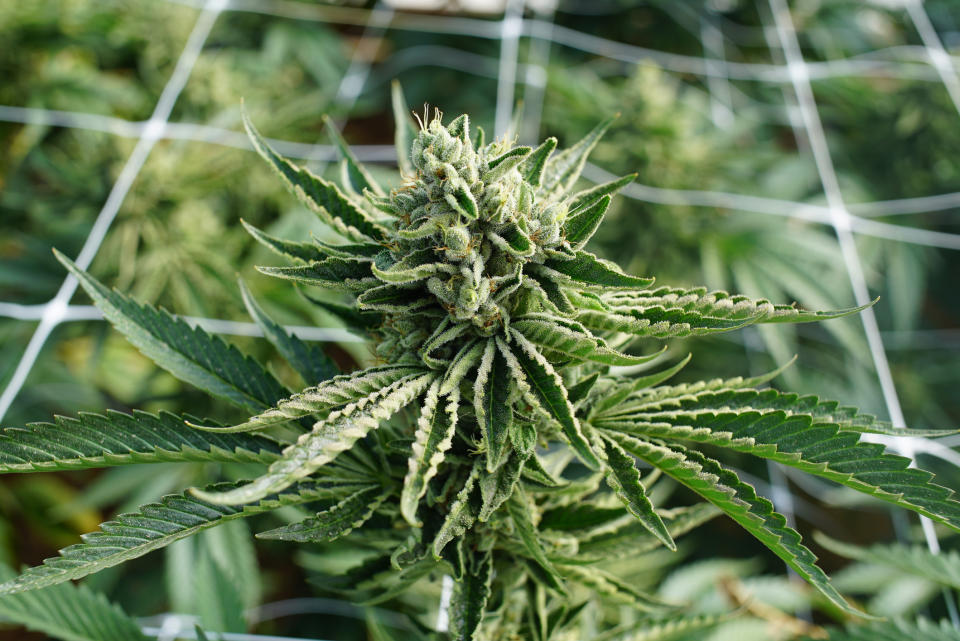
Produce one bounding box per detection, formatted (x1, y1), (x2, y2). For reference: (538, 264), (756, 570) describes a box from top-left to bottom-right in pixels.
(1, 0), (959, 639)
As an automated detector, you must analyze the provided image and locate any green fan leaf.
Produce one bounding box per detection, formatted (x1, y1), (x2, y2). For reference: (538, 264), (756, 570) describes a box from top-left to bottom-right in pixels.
(257, 484), (387, 542)
(257, 257), (376, 291)
(568, 172), (636, 211)
(450, 548), (493, 641)
(192, 373), (434, 505)
(0, 409), (281, 473)
(563, 195), (611, 250)
(324, 115), (384, 198)
(815, 532), (960, 590)
(578, 287), (872, 338)
(560, 565), (675, 611)
(0, 564), (148, 641)
(599, 433), (675, 551)
(513, 314), (663, 366)
(499, 332), (600, 470)
(238, 278), (338, 386)
(0, 480), (339, 595)
(55, 251), (289, 414)
(594, 388), (960, 532)
(193, 366), (426, 433)
(506, 488), (566, 595)
(391, 80), (415, 177)
(242, 108), (388, 242)
(541, 114), (615, 197)
(474, 340), (512, 472)
(609, 433), (866, 617)
(241, 219), (327, 263)
(540, 251), (653, 289)
(809, 618), (960, 641)
(401, 380), (459, 526)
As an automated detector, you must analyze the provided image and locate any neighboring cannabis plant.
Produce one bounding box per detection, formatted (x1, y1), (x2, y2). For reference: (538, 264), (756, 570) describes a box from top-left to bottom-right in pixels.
(1, 84), (959, 640)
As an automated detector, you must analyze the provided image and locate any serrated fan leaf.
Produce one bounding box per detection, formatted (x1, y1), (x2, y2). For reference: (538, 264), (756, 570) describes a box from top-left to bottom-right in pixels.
(0, 480), (338, 595)
(541, 114), (615, 197)
(324, 115), (384, 198)
(513, 314), (663, 366)
(560, 565), (675, 612)
(357, 283), (434, 313)
(241, 219), (326, 263)
(568, 172), (636, 211)
(593, 613), (730, 641)
(608, 434), (865, 616)
(499, 332), (600, 470)
(391, 81), (415, 177)
(578, 288), (872, 338)
(0, 564), (148, 641)
(520, 137), (557, 187)
(810, 618), (960, 641)
(0, 409), (281, 473)
(563, 195), (611, 250)
(599, 434), (675, 551)
(814, 533), (960, 590)
(195, 366), (425, 433)
(55, 251), (289, 414)
(257, 484), (386, 542)
(401, 381), (459, 526)
(589, 354), (692, 417)
(257, 257), (376, 291)
(434, 463), (482, 557)
(238, 278), (338, 386)
(475, 340), (512, 472)
(451, 548), (493, 641)
(479, 448), (528, 521)
(540, 251), (653, 289)
(192, 373), (434, 505)
(506, 488), (566, 595)
(594, 388), (960, 532)
(242, 108), (388, 242)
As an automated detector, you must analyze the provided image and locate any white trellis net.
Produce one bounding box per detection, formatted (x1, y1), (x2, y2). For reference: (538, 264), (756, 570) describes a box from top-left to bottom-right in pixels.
(1, 0), (959, 636)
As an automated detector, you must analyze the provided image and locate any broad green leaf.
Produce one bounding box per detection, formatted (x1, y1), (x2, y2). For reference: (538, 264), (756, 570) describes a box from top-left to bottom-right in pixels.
(513, 314), (663, 366)
(506, 488), (566, 595)
(0, 480), (338, 595)
(0, 409), (280, 473)
(474, 340), (512, 472)
(0, 564), (148, 641)
(599, 434), (675, 551)
(192, 366), (425, 433)
(541, 114), (615, 197)
(541, 251), (653, 289)
(499, 332), (600, 469)
(609, 434), (866, 617)
(324, 115), (384, 197)
(55, 251), (289, 414)
(563, 194), (611, 250)
(257, 257), (376, 291)
(594, 388), (960, 532)
(814, 533), (960, 590)
(450, 548), (493, 641)
(192, 373), (434, 505)
(258, 484), (386, 542)
(238, 278), (338, 386)
(401, 380), (459, 525)
(243, 108), (388, 242)
(193, 540), (246, 633)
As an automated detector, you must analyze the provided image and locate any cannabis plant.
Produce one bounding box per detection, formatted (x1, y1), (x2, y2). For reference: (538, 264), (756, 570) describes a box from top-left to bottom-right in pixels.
(2, 87), (959, 640)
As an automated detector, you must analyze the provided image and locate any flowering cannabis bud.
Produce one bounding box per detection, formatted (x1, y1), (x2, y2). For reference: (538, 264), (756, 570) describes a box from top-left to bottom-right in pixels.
(13, 83), (960, 641)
